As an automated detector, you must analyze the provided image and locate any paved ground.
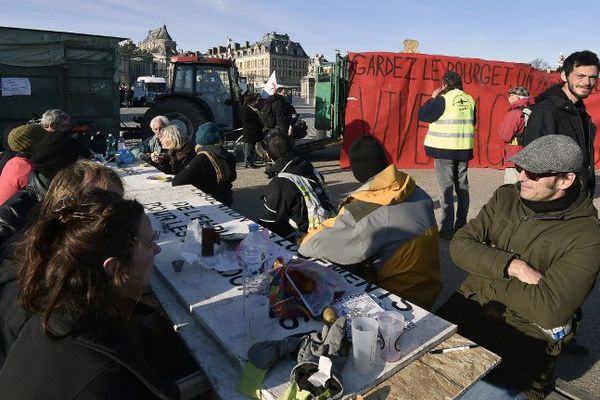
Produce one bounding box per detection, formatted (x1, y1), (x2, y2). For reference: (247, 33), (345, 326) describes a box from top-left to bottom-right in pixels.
(123, 102), (600, 397)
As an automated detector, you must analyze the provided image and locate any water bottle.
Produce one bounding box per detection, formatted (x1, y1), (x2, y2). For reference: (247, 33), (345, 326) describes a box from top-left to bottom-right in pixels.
(240, 223), (270, 340)
(105, 133), (117, 158)
(117, 132), (126, 151)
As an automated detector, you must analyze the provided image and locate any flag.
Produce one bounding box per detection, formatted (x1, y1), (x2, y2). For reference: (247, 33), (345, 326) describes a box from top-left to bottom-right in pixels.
(262, 71), (278, 96)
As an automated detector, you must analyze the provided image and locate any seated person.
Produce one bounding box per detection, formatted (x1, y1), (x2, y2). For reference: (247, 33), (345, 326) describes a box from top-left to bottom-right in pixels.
(0, 124), (46, 205)
(0, 160), (124, 368)
(172, 122), (237, 207)
(259, 133), (335, 241)
(0, 133), (90, 246)
(298, 135), (441, 310)
(436, 135), (600, 399)
(152, 125), (195, 175)
(130, 115), (168, 160)
(0, 189), (196, 398)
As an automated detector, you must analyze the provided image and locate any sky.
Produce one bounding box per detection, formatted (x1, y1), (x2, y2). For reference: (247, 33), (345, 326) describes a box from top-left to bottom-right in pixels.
(2, 0), (598, 67)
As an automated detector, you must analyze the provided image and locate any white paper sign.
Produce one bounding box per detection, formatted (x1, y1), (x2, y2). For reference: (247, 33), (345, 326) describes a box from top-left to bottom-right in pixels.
(1, 78), (32, 96)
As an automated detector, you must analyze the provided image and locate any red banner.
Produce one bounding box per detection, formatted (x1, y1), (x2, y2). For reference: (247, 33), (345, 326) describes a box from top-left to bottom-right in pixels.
(341, 52), (600, 169)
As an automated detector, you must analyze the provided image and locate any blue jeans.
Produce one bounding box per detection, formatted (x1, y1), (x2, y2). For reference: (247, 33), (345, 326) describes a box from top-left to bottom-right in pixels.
(459, 379), (527, 400)
(434, 159), (469, 233)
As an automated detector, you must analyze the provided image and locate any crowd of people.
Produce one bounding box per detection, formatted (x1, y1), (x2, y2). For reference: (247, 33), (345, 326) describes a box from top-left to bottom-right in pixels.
(0, 49), (598, 399)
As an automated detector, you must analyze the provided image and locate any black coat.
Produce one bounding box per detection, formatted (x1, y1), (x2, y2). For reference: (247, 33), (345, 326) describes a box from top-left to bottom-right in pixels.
(0, 305), (193, 399)
(0, 234), (26, 369)
(261, 94), (296, 135)
(259, 155), (334, 238)
(241, 105), (263, 144)
(0, 171), (48, 247)
(155, 141), (195, 175)
(523, 84), (596, 193)
(172, 151), (237, 207)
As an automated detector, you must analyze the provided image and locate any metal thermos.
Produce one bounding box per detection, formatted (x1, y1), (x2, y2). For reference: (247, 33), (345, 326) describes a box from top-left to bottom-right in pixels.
(201, 222), (217, 256)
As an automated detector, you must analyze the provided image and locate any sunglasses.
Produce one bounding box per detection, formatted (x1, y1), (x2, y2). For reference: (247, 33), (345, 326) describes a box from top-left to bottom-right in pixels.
(515, 166), (558, 181)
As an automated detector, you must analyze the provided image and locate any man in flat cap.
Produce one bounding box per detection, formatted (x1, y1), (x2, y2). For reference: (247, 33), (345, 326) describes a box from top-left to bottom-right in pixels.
(436, 135), (600, 398)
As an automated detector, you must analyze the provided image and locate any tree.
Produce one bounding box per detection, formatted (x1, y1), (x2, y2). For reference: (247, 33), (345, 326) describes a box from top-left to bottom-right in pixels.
(529, 58), (551, 71)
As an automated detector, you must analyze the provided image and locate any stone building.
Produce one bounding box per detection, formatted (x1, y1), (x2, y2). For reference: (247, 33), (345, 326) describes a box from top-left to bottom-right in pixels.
(138, 24), (178, 79)
(118, 40), (153, 86)
(207, 32), (309, 90)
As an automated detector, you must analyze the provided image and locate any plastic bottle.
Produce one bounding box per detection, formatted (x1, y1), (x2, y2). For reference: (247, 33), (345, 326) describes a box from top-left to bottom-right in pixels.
(240, 223), (270, 340)
(117, 132), (126, 151)
(105, 133), (117, 158)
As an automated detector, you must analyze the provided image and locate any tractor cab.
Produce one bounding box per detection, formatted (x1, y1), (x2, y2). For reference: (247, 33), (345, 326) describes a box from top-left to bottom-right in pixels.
(143, 54), (242, 139)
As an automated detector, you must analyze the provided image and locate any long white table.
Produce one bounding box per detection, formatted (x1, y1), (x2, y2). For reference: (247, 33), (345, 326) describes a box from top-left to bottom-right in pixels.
(116, 162), (498, 399)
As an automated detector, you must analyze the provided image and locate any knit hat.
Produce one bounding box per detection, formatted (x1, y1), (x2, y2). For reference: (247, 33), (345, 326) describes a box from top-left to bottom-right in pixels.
(195, 122), (221, 145)
(31, 133), (90, 178)
(508, 134), (583, 174)
(349, 135), (389, 183)
(7, 124), (46, 153)
(508, 86), (530, 97)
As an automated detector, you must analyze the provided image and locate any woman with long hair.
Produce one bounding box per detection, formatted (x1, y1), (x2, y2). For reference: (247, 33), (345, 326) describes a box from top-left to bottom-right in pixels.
(0, 189), (176, 398)
(151, 125), (195, 175)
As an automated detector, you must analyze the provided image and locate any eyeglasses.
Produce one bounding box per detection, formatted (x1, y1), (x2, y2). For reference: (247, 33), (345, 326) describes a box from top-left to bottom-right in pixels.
(515, 166), (558, 181)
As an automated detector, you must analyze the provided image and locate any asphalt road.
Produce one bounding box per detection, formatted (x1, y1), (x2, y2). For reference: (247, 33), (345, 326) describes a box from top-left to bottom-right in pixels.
(122, 102), (600, 397)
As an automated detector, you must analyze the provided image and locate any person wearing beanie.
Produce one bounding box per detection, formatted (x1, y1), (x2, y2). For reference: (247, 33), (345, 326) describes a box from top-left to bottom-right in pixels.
(298, 135), (441, 310)
(171, 122), (237, 206)
(418, 71), (476, 240)
(437, 135), (600, 398)
(0, 133), (90, 246)
(498, 86), (533, 184)
(259, 133), (334, 240)
(0, 124), (46, 205)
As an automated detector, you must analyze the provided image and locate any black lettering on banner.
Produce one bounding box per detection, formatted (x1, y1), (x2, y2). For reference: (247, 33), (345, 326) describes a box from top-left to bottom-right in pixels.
(503, 66), (513, 85)
(376, 55), (385, 77)
(279, 316), (310, 330)
(405, 57), (417, 80)
(173, 201), (193, 211)
(390, 299), (412, 311)
(144, 201), (167, 212)
(382, 91), (396, 144)
(371, 90), (384, 134)
(351, 54), (367, 77)
(479, 64), (491, 84)
(491, 65), (504, 86)
(393, 56), (404, 78)
(485, 93), (508, 166)
(182, 209), (203, 217)
(152, 210), (178, 222)
(471, 63), (481, 84)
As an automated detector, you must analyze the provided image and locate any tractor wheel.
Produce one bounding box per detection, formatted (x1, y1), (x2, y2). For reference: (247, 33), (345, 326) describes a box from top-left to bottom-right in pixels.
(142, 97), (209, 140)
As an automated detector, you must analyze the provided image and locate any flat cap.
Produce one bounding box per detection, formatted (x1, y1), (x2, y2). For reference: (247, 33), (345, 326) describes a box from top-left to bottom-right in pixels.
(509, 134), (583, 174)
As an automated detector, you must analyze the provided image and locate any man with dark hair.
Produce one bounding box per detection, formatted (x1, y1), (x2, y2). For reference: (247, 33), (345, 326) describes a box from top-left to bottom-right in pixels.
(299, 135), (441, 310)
(418, 71), (476, 240)
(437, 135), (600, 398)
(523, 50), (600, 194)
(261, 87), (296, 137)
(259, 133), (334, 240)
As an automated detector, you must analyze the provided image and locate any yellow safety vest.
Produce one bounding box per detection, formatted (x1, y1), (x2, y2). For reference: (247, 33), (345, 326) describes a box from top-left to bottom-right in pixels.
(424, 89), (475, 151)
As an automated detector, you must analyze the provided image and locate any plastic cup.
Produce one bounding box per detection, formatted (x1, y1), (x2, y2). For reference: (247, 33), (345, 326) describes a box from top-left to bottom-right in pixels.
(351, 316), (379, 374)
(376, 311), (405, 362)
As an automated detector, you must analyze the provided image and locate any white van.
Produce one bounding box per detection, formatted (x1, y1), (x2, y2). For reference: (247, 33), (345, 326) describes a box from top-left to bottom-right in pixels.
(133, 76), (168, 106)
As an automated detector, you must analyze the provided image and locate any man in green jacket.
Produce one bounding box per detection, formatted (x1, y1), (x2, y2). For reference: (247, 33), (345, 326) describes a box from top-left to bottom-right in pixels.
(437, 134), (600, 399)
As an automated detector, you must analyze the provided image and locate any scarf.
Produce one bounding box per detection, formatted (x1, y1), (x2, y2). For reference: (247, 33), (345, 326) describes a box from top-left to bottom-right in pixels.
(194, 144), (232, 184)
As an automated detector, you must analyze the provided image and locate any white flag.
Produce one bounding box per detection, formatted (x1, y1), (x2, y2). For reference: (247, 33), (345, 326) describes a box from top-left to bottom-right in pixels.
(263, 71), (278, 96)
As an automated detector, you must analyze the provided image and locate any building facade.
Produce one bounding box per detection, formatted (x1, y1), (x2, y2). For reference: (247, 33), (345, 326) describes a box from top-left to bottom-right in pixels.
(207, 32), (309, 90)
(138, 25), (178, 79)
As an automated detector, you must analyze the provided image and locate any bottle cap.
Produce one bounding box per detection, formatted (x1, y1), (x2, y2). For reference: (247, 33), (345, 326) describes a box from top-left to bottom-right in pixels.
(248, 223), (259, 232)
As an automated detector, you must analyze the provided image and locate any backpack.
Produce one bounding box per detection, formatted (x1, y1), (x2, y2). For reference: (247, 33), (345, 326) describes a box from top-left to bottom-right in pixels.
(514, 106), (532, 146)
(261, 101), (276, 130)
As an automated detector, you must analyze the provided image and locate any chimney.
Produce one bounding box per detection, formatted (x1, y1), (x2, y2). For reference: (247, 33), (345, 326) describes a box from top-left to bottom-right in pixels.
(245, 41), (250, 48)
(234, 42), (240, 50)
